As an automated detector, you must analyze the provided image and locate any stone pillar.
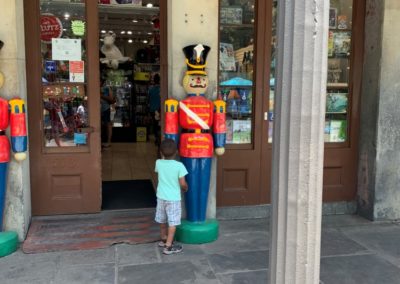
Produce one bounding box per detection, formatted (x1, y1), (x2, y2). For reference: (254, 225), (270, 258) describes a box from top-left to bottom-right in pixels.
(167, 0), (218, 219)
(269, 0), (328, 283)
(0, 0), (31, 240)
(358, 0), (400, 220)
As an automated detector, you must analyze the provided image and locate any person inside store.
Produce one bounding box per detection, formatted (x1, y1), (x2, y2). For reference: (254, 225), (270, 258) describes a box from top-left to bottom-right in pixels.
(148, 73), (161, 146)
(100, 77), (115, 148)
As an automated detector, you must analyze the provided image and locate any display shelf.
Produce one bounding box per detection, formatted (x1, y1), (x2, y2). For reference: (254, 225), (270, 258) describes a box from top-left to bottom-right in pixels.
(327, 82), (349, 88)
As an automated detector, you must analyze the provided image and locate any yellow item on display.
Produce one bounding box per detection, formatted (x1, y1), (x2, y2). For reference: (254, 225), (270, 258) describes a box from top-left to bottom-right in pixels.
(134, 72), (150, 81)
(0, 72), (4, 89)
(136, 127), (147, 142)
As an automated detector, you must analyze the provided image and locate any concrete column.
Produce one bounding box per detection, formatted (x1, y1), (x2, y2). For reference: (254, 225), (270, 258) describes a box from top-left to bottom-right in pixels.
(0, 0), (31, 240)
(167, 0), (218, 218)
(269, 0), (329, 283)
(358, 0), (400, 220)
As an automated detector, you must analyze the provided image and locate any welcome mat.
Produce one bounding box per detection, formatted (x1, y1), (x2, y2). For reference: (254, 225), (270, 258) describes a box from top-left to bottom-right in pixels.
(22, 210), (159, 253)
(102, 179), (156, 210)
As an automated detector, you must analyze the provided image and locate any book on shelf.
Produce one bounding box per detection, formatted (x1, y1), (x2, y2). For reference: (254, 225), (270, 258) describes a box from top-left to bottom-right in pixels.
(226, 120), (233, 144)
(328, 31), (334, 57)
(326, 93), (348, 113)
(220, 42), (236, 72)
(232, 120), (251, 144)
(325, 119), (347, 142)
(333, 31), (351, 56)
(337, 15), (348, 29)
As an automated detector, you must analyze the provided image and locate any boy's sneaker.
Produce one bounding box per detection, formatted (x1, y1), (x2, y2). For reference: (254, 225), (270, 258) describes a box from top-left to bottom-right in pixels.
(163, 244), (183, 255)
(158, 239), (175, 247)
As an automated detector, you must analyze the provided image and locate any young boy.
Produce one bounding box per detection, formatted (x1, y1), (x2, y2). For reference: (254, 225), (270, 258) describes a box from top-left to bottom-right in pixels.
(155, 139), (188, 255)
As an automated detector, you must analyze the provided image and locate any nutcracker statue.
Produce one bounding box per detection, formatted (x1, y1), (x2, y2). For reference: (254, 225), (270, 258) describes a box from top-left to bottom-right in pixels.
(0, 40), (28, 257)
(165, 44), (226, 244)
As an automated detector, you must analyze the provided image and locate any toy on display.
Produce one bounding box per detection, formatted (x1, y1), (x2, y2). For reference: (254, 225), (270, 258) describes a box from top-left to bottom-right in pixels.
(0, 40), (27, 257)
(100, 32), (131, 69)
(164, 44), (226, 244)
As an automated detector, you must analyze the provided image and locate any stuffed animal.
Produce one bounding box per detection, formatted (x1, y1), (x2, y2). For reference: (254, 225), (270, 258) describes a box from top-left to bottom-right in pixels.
(100, 32), (130, 69)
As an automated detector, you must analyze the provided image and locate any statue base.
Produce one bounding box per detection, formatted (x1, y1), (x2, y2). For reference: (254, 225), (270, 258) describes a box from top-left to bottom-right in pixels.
(176, 219), (219, 244)
(0, 231), (18, 257)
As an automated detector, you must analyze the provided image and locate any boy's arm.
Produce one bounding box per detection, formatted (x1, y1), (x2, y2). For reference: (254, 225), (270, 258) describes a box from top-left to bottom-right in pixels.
(179, 177), (188, 192)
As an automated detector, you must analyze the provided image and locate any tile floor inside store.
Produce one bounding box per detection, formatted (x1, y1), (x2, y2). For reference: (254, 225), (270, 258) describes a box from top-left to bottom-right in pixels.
(101, 141), (158, 188)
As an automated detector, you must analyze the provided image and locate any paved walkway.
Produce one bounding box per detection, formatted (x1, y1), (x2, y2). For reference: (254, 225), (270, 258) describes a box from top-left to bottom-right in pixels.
(1, 214), (400, 283)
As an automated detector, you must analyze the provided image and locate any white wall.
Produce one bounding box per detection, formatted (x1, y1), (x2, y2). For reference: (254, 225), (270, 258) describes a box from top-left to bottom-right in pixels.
(0, 0), (31, 240)
(167, 0), (219, 218)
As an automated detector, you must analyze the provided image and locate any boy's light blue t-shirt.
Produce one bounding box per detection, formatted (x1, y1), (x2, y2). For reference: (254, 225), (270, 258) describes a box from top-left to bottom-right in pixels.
(155, 159), (188, 201)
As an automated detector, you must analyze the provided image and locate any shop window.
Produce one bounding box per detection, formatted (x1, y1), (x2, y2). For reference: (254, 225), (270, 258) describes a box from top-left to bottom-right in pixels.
(40, 1), (88, 147)
(267, 0), (354, 144)
(218, 0), (255, 145)
(325, 0), (353, 143)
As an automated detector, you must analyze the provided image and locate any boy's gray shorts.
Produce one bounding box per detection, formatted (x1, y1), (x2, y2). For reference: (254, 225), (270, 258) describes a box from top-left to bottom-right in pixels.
(155, 198), (181, 226)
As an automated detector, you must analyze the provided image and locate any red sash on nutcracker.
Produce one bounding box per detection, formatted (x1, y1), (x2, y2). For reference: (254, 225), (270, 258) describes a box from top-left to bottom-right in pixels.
(179, 96), (213, 158)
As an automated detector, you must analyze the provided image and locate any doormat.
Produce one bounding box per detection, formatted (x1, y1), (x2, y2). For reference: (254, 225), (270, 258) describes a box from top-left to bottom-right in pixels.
(102, 179), (156, 210)
(22, 210), (159, 253)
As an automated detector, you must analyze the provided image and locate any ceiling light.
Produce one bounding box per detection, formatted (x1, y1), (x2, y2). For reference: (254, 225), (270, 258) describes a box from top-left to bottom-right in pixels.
(128, 39), (133, 43)
(143, 40), (148, 44)
(147, 32), (152, 35)
(121, 31), (126, 34)
(64, 13), (70, 19)
(101, 30), (106, 34)
(132, 19), (138, 23)
(146, 3), (153, 8)
(127, 31), (132, 35)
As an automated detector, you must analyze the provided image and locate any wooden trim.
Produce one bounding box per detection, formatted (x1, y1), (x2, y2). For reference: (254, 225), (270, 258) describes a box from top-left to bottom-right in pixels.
(159, 0), (168, 138)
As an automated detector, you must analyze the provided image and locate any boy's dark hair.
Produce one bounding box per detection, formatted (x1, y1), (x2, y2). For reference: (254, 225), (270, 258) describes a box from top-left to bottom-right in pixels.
(160, 139), (177, 159)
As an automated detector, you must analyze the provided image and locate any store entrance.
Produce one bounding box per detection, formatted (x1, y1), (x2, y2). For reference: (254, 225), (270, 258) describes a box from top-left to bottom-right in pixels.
(98, 1), (161, 211)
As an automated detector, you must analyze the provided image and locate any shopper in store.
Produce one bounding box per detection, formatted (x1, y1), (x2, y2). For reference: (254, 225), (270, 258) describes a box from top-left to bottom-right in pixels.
(155, 139), (188, 255)
(100, 78), (115, 148)
(148, 73), (161, 146)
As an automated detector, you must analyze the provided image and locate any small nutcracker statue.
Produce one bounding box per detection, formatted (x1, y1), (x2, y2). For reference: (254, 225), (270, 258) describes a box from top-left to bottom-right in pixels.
(0, 40), (28, 257)
(164, 44), (226, 243)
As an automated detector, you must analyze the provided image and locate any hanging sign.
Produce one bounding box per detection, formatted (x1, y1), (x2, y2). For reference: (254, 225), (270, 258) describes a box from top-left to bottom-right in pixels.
(71, 20), (85, 36)
(40, 14), (63, 43)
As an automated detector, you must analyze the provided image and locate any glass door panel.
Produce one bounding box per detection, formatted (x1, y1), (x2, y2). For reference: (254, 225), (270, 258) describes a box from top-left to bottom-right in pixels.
(40, 1), (88, 147)
(218, 0), (255, 145)
(325, 0), (353, 143)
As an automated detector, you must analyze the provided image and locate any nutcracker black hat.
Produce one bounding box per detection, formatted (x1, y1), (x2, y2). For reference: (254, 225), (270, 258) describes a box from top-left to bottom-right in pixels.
(182, 44), (210, 75)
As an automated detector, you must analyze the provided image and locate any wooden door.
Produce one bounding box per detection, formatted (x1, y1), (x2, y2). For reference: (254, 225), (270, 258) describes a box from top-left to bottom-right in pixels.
(24, 0), (102, 215)
(217, 0), (272, 206)
(322, 0), (365, 202)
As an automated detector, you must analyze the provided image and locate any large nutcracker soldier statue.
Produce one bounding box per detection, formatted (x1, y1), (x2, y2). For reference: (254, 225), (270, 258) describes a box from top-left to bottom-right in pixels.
(0, 40), (28, 257)
(165, 44), (226, 244)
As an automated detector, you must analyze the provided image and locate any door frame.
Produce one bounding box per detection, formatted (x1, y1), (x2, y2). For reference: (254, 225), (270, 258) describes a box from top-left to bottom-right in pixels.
(24, 0), (168, 215)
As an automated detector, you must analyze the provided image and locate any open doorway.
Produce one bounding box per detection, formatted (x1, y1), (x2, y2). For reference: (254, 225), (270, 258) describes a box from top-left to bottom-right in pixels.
(98, 1), (161, 211)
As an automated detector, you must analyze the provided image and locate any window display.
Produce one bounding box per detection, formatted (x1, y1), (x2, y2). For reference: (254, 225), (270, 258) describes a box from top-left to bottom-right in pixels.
(325, 0), (353, 143)
(267, 0), (354, 144)
(218, 0), (255, 145)
(40, 1), (88, 147)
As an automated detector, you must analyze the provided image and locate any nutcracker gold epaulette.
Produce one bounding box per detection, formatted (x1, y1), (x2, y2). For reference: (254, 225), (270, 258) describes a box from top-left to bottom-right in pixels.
(165, 99), (178, 112)
(9, 98), (25, 114)
(214, 100), (226, 113)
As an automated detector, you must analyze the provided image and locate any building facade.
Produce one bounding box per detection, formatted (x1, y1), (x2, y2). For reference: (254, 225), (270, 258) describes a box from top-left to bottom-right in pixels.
(0, 0), (399, 241)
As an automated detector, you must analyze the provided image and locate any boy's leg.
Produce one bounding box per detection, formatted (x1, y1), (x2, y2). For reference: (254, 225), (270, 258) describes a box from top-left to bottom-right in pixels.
(165, 225), (176, 247)
(160, 223), (168, 241)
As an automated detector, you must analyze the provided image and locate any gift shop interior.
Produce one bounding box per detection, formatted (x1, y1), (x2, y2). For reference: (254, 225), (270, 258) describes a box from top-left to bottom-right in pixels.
(98, 0), (160, 210)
